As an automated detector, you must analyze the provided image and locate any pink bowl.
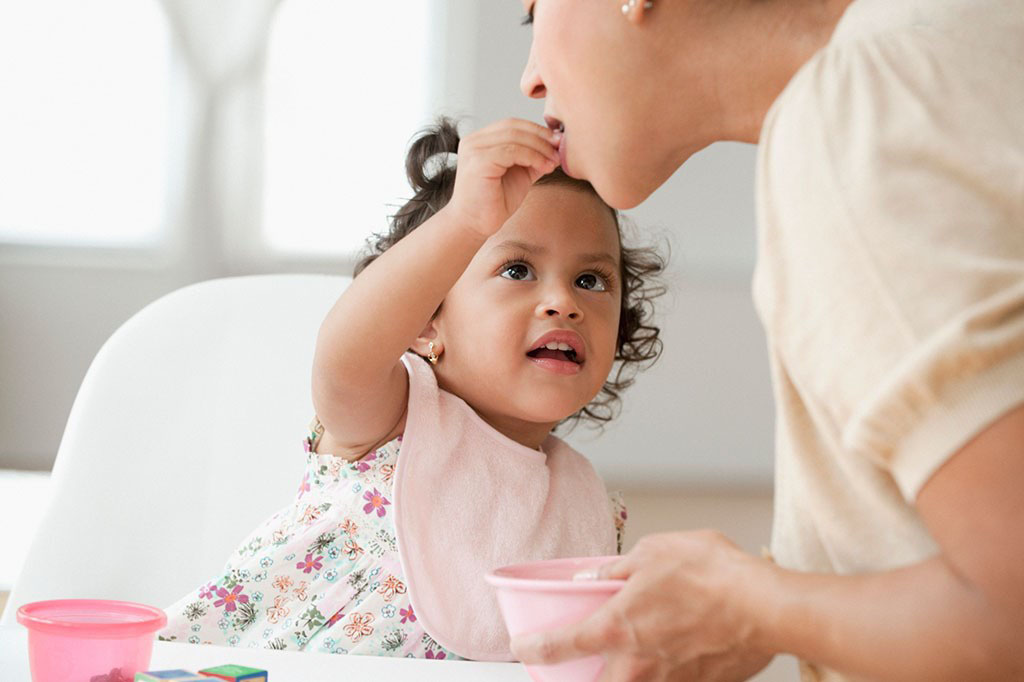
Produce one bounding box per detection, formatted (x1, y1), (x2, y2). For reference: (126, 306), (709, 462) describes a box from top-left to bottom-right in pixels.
(486, 555), (624, 682)
(17, 599), (167, 682)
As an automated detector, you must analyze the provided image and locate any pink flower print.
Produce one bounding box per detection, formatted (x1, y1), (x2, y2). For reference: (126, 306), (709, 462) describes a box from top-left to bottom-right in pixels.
(198, 582), (217, 600)
(399, 605), (416, 624)
(342, 612), (375, 642)
(326, 608), (345, 628)
(296, 553), (323, 574)
(362, 488), (390, 517)
(273, 575), (293, 592)
(293, 580), (309, 601)
(343, 539), (364, 561)
(297, 472), (311, 497)
(377, 574), (407, 602)
(425, 649), (447, 660)
(355, 451), (377, 473)
(380, 463), (395, 483)
(214, 584), (249, 613)
(340, 519), (359, 537)
(266, 595), (290, 624)
(327, 457), (344, 477)
(299, 505), (323, 525)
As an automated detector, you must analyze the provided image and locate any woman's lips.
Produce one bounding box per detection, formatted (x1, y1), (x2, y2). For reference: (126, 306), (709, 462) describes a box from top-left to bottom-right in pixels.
(545, 115), (572, 177)
(557, 131), (572, 176)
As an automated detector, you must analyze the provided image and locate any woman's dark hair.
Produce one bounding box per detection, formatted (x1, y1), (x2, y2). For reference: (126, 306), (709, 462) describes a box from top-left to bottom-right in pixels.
(355, 117), (666, 430)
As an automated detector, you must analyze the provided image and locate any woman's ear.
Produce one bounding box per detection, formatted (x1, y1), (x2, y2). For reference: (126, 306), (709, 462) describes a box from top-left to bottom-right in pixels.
(622, 0), (653, 26)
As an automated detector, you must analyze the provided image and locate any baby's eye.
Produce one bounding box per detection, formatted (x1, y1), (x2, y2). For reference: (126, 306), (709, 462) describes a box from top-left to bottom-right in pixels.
(501, 262), (535, 281)
(575, 272), (608, 292)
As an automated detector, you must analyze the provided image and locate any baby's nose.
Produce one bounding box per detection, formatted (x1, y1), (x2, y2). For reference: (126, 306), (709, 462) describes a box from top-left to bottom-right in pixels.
(537, 295), (581, 321)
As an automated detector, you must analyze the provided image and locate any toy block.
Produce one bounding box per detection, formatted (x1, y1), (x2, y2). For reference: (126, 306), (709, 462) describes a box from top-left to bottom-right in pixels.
(198, 665), (268, 682)
(135, 672), (207, 682)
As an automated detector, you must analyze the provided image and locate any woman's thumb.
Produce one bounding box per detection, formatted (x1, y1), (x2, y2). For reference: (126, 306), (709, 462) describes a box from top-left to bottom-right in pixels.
(573, 553), (638, 582)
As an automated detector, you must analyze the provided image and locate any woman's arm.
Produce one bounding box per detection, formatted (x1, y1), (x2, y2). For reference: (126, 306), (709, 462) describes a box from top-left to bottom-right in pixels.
(312, 119), (559, 459)
(760, 402), (1024, 681)
(511, 404), (1024, 681)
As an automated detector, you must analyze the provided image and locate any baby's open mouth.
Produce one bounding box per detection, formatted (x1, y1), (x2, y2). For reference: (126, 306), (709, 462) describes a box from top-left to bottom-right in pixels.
(527, 345), (581, 364)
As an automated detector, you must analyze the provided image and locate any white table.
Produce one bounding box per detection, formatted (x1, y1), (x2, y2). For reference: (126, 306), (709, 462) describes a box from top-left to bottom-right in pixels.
(0, 625), (531, 681)
(0, 470), (51, 591)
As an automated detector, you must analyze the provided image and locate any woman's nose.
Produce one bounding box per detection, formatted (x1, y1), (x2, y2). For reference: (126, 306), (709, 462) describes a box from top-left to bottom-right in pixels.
(520, 47), (546, 99)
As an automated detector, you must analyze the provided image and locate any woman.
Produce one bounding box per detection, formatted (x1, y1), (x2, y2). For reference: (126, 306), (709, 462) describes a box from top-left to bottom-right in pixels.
(512, 0), (1024, 680)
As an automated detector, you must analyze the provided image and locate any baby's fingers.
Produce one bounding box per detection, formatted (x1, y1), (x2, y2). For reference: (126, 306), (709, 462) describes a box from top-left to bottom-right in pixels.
(468, 123), (560, 169)
(469, 138), (558, 178)
(444, 118), (562, 236)
(476, 117), (559, 147)
(482, 125), (559, 162)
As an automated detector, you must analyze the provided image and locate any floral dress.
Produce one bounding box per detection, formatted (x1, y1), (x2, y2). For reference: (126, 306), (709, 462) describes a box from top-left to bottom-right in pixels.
(160, 422), (627, 658)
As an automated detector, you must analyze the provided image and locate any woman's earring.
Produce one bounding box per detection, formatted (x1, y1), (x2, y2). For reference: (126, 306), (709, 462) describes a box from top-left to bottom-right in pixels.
(427, 342), (439, 365)
(621, 0), (653, 15)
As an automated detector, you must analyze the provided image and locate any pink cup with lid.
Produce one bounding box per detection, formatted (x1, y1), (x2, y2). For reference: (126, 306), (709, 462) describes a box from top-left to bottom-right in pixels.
(486, 555), (624, 682)
(17, 599), (167, 682)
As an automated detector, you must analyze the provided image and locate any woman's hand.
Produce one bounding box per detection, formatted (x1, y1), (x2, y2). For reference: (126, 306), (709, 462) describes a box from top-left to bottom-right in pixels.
(510, 530), (776, 682)
(445, 118), (561, 239)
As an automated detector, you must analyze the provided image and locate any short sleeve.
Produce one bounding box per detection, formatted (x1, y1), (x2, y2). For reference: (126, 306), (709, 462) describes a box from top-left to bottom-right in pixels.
(305, 415), (325, 454)
(755, 29), (1024, 500)
(608, 491), (627, 555)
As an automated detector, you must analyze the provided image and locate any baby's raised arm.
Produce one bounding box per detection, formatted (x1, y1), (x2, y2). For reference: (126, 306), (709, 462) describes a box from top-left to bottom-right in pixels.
(312, 119), (560, 460)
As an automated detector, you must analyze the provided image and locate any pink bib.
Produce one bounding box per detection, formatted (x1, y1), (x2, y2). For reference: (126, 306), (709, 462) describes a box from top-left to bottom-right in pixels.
(392, 353), (616, 661)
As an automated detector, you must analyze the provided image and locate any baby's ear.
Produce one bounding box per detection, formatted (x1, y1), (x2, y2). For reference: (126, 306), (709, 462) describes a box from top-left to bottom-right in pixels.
(409, 320), (441, 359)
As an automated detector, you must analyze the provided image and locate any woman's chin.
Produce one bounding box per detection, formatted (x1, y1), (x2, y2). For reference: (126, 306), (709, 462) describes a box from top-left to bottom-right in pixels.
(594, 177), (654, 211)
(570, 160), (653, 209)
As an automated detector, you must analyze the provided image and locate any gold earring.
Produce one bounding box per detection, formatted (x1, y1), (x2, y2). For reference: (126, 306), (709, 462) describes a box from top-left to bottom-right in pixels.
(621, 0), (653, 14)
(427, 342), (439, 365)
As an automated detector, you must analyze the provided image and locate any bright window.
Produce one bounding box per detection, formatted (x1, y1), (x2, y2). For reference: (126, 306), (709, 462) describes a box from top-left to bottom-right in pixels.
(0, 0), (170, 247)
(262, 0), (435, 257)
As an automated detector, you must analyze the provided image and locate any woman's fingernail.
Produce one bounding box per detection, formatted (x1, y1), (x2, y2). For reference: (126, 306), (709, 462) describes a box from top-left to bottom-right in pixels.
(572, 569), (599, 581)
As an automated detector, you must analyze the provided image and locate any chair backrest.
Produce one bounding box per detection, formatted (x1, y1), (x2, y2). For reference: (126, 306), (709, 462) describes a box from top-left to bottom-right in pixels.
(2, 274), (351, 623)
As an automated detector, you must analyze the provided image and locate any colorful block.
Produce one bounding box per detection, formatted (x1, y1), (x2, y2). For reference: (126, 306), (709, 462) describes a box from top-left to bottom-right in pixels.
(198, 665), (267, 682)
(135, 672), (207, 682)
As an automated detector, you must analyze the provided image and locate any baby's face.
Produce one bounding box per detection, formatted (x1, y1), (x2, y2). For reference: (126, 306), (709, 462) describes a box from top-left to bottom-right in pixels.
(433, 183), (622, 433)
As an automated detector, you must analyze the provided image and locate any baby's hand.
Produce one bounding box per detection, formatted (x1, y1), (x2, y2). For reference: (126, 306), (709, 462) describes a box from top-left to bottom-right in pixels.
(445, 118), (561, 239)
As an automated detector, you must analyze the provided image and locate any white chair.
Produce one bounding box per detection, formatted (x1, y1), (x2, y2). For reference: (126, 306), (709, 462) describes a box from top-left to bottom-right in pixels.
(1, 274), (351, 624)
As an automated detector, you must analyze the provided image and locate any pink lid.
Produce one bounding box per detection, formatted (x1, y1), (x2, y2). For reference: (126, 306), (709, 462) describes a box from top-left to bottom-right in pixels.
(486, 556), (626, 593)
(17, 599), (167, 638)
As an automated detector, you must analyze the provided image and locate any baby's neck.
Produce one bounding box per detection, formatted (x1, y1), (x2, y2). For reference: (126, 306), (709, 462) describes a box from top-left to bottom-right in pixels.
(473, 409), (556, 451)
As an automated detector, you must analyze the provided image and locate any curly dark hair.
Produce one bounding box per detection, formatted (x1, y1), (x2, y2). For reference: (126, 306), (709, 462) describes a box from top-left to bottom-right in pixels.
(355, 117), (666, 430)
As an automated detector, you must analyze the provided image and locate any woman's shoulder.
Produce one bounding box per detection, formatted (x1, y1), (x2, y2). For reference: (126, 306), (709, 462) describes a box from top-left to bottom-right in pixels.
(758, 17), (1020, 244)
(764, 0), (1019, 164)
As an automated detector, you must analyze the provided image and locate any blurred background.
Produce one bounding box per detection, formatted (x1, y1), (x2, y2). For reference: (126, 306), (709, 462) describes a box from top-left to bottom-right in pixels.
(0, 0), (792, 676)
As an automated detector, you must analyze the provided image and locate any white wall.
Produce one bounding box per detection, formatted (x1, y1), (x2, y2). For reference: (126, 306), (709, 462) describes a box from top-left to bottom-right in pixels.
(0, 0), (774, 490)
